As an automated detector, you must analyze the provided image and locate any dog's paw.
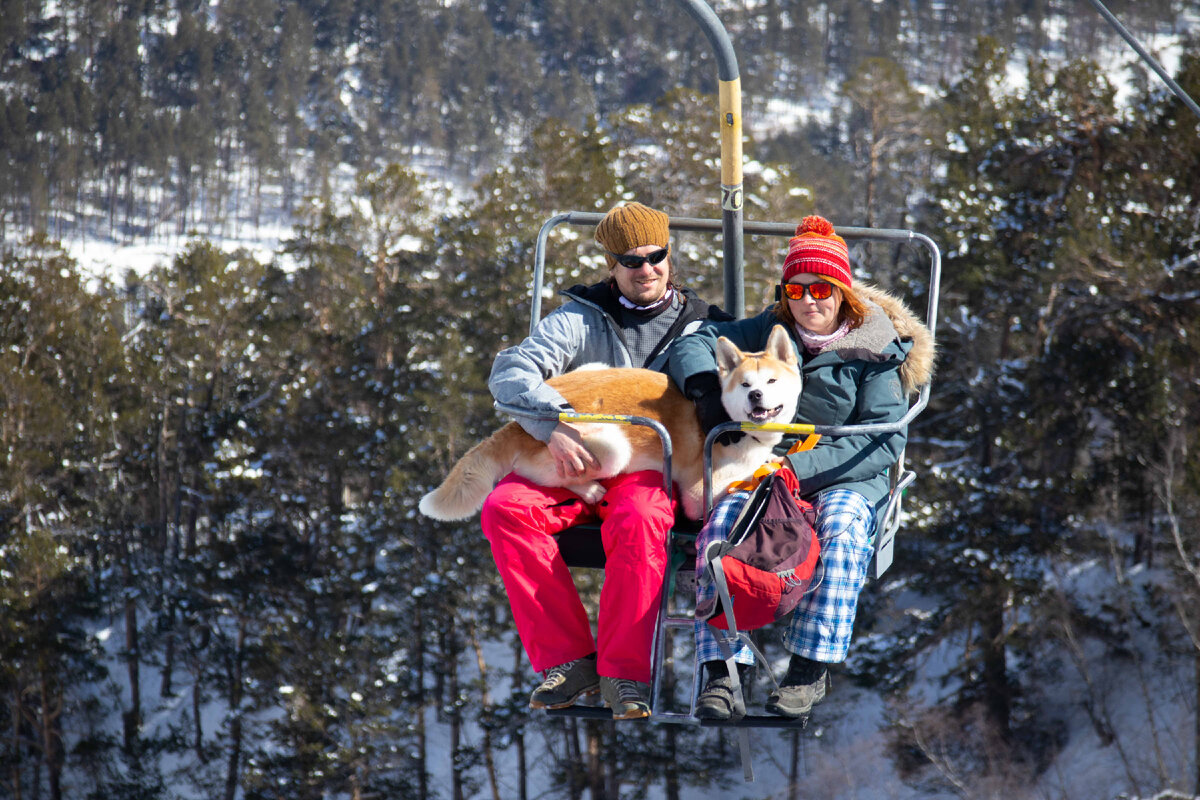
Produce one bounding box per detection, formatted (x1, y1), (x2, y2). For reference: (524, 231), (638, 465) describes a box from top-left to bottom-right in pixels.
(570, 481), (607, 504)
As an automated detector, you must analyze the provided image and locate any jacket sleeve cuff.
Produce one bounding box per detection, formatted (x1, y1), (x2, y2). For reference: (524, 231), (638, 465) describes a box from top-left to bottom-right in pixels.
(516, 415), (560, 443)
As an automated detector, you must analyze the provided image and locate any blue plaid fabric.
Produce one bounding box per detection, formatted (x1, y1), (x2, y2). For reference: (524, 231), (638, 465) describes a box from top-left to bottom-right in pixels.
(694, 487), (875, 666)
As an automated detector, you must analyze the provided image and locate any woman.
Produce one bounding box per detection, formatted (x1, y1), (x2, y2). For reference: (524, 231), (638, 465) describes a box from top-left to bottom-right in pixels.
(666, 215), (935, 720)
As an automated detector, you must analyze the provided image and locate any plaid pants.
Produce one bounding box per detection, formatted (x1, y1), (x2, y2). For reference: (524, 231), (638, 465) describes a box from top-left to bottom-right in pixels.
(694, 487), (875, 666)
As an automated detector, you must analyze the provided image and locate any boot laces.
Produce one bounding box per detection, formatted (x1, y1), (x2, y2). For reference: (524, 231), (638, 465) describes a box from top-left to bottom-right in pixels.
(609, 678), (644, 702)
(545, 657), (583, 685)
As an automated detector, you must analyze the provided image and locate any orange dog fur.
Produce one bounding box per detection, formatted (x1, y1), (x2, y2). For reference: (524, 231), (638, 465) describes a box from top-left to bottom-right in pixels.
(418, 326), (802, 521)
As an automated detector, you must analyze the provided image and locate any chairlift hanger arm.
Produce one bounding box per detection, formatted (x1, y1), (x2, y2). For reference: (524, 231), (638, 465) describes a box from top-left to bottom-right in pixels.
(671, 0), (745, 316)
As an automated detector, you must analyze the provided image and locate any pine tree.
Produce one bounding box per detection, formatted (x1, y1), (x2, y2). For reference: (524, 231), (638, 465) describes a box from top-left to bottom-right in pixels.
(898, 36), (1092, 762)
(842, 57), (929, 231)
(0, 239), (122, 798)
(93, 16), (145, 235)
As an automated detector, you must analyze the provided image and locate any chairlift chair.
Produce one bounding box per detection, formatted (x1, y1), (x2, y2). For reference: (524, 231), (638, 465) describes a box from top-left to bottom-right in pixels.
(493, 210), (942, 736)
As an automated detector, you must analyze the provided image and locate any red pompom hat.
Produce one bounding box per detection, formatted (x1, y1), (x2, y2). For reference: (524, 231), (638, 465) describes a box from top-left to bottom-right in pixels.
(781, 215), (852, 289)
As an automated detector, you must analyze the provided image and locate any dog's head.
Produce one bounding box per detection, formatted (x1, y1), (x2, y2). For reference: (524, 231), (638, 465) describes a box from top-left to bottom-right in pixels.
(715, 325), (802, 425)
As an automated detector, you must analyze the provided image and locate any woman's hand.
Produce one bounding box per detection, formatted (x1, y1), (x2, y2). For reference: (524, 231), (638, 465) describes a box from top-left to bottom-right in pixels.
(547, 422), (600, 479)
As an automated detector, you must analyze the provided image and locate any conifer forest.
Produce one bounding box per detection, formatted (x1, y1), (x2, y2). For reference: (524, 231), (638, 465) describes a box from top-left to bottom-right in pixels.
(2, 1), (1200, 798)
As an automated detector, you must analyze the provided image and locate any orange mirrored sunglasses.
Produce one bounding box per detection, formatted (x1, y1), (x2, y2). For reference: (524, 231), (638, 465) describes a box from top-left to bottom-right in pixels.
(780, 280), (834, 301)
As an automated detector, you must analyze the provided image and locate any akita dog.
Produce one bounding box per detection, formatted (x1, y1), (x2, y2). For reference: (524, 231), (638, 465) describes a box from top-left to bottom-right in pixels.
(418, 325), (802, 522)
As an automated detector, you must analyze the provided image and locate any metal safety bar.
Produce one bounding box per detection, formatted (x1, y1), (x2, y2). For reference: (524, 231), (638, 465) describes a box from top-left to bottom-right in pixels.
(494, 403), (675, 494)
(491, 406), (916, 724)
(491, 402), (819, 725)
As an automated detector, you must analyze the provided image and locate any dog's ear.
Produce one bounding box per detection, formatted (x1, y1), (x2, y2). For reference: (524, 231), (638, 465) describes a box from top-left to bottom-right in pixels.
(765, 325), (797, 365)
(715, 336), (743, 377)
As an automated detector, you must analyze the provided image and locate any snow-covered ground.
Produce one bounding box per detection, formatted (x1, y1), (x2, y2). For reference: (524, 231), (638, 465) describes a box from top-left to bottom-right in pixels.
(63, 225), (294, 285)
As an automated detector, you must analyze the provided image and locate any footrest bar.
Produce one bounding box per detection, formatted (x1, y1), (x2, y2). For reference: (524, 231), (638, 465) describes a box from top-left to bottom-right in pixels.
(699, 714), (811, 729)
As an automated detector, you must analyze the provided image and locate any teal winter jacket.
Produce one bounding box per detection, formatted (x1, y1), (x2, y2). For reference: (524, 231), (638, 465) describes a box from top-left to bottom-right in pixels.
(666, 284), (935, 509)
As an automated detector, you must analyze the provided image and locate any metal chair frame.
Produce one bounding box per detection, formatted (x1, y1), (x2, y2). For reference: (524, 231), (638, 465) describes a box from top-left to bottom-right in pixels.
(501, 212), (941, 732)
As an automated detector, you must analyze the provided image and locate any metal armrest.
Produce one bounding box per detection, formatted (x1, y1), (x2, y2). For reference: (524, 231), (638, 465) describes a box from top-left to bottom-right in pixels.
(704, 418), (923, 579)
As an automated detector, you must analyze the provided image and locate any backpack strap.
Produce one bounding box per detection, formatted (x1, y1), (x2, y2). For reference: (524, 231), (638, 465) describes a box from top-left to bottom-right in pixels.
(708, 565), (778, 784)
(710, 617), (754, 782)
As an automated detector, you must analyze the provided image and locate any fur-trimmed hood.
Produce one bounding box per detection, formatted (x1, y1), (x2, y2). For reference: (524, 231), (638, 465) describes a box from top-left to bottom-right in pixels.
(855, 282), (936, 396)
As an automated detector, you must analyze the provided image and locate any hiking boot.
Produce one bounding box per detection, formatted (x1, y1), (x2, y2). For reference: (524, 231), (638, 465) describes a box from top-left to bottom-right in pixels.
(599, 677), (651, 720)
(766, 654), (828, 718)
(765, 673), (826, 718)
(695, 675), (736, 721)
(768, 676), (825, 719)
(529, 656), (600, 710)
(694, 661), (752, 721)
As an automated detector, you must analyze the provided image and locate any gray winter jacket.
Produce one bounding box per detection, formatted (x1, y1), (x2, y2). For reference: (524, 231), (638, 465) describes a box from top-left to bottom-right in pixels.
(489, 281), (730, 441)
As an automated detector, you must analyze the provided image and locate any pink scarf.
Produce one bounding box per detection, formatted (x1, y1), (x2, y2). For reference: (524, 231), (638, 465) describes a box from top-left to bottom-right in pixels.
(795, 320), (850, 353)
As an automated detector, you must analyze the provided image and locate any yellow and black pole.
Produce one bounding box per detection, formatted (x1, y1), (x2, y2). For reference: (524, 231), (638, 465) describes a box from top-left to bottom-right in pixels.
(673, 0), (745, 318)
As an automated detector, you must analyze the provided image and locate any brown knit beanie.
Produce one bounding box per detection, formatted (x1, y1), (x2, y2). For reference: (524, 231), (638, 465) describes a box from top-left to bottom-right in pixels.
(595, 202), (670, 269)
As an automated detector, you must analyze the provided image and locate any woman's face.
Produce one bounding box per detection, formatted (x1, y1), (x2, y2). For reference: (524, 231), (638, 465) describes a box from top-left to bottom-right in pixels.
(785, 275), (842, 335)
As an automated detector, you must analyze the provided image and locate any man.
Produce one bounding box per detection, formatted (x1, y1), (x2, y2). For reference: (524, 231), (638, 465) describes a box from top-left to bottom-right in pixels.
(481, 201), (729, 719)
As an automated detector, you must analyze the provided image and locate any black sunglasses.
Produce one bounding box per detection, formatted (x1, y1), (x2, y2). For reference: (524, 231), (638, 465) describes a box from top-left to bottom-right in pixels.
(608, 247), (669, 269)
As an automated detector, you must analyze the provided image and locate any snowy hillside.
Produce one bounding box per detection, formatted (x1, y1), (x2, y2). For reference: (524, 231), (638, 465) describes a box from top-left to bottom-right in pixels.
(5, 2), (1200, 798)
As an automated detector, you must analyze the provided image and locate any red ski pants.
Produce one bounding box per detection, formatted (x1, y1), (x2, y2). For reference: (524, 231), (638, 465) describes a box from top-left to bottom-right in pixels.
(481, 470), (675, 683)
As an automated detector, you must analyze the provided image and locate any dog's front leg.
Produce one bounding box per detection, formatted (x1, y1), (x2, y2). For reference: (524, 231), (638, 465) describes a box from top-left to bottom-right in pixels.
(564, 481), (607, 504)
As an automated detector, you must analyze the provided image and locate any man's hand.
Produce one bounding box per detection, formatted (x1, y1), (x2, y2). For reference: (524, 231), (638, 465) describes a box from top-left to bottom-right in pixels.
(547, 422), (600, 479)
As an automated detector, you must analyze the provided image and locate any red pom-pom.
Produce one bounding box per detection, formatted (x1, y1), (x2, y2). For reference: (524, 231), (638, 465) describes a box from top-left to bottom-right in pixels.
(796, 215), (834, 236)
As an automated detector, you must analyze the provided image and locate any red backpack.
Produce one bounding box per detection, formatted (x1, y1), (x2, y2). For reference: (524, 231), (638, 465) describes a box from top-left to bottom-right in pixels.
(696, 467), (821, 631)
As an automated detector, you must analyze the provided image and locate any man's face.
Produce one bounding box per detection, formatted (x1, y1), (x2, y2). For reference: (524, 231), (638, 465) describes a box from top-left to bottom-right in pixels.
(610, 244), (671, 306)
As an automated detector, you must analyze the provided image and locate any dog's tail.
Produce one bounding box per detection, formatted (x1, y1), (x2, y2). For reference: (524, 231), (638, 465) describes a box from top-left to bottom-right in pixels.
(418, 424), (525, 520)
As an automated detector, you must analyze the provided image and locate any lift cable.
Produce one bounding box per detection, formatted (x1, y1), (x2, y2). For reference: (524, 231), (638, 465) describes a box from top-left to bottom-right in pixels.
(1086, 0), (1200, 123)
